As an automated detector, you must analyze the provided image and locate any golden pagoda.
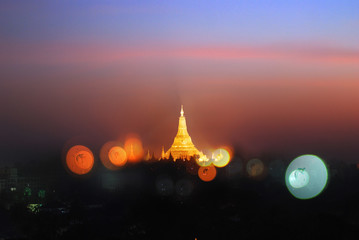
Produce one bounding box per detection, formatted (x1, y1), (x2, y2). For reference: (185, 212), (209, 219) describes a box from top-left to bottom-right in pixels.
(165, 105), (203, 161)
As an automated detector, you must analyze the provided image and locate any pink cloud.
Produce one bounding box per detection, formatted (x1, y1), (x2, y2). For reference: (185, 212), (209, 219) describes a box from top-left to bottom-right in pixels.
(1, 41), (359, 65)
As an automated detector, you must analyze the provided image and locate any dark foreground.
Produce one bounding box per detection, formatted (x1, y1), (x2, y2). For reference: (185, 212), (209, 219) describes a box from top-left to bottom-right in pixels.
(1, 156), (359, 239)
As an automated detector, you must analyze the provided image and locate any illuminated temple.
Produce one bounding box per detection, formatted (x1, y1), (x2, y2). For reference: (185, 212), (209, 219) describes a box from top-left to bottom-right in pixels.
(163, 105), (204, 161)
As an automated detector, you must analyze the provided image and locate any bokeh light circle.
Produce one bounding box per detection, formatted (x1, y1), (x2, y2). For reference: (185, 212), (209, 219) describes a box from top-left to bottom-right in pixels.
(212, 148), (232, 168)
(268, 159), (286, 182)
(75, 150), (93, 169)
(198, 165), (217, 182)
(176, 179), (193, 197)
(289, 168), (310, 188)
(124, 134), (144, 163)
(285, 154), (328, 199)
(108, 146), (127, 167)
(246, 158), (265, 177)
(196, 158), (212, 167)
(225, 157), (243, 179)
(195, 150), (212, 167)
(100, 141), (127, 170)
(66, 145), (94, 175)
(156, 175), (174, 196)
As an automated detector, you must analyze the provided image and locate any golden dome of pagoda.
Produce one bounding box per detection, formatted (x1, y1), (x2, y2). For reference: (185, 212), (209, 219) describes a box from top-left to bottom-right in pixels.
(164, 105), (203, 161)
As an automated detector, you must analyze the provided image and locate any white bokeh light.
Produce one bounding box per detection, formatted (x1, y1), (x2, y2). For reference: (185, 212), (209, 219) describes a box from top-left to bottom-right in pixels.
(289, 168), (310, 188)
(285, 154), (328, 199)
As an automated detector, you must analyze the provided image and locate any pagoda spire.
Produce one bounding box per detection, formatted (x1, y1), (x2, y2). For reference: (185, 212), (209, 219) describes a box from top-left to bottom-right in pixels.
(161, 146), (166, 159)
(165, 105), (202, 160)
(128, 144), (135, 161)
(145, 149), (151, 161)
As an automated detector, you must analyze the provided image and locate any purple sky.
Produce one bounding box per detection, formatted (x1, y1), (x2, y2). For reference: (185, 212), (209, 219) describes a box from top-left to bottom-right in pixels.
(1, 0), (359, 163)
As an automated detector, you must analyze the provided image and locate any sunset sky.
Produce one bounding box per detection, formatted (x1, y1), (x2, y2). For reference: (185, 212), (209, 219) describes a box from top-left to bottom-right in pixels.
(1, 0), (359, 163)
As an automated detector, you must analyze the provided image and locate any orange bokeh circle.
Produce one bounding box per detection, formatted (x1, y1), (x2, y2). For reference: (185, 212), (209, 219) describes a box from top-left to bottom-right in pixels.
(124, 135), (144, 163)
(66, 145), (94, 175)
(108, 146), (127, 167)
(198, 165), (217, 182)
(100, 141), (127, 170)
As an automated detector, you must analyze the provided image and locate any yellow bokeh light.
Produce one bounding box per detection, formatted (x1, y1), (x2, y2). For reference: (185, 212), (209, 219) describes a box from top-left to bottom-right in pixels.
(212, 147), (232, 168)
(195, 154), (212, 167)
(195, 148), (214, 167)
